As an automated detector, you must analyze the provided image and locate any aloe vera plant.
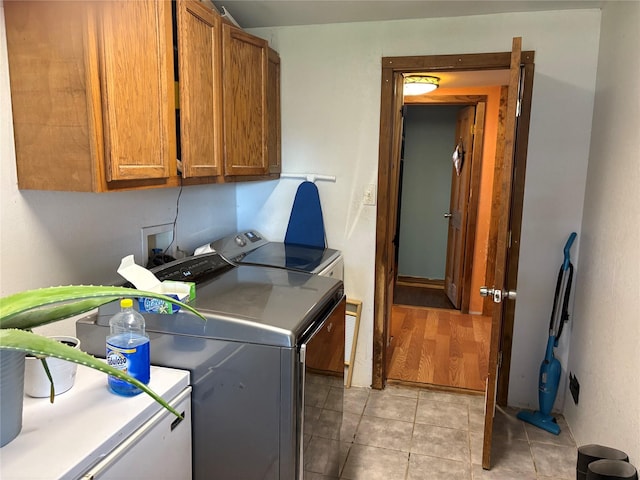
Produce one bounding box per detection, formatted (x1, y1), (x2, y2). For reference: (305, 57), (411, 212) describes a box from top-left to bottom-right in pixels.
(0, 285), (206, 418)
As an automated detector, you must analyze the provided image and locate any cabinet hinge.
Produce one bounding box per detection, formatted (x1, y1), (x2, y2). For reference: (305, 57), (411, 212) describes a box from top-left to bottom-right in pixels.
(498, 351), (503, 369)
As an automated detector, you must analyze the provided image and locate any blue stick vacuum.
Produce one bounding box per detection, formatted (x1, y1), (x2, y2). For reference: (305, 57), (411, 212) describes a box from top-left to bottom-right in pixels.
(517, 232), (576, 435)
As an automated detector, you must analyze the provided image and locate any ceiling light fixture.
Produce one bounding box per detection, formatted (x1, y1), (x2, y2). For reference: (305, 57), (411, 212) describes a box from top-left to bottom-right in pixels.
(403, 75), (439, 95)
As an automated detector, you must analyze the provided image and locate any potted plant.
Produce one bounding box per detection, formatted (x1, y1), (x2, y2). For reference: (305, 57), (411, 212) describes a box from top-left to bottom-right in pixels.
(24, 335), (81, 398)
(0, 285), (205, 446)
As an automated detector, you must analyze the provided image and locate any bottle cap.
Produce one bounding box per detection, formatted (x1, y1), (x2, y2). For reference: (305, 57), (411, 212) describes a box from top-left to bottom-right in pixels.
(120, 298), (133, 308)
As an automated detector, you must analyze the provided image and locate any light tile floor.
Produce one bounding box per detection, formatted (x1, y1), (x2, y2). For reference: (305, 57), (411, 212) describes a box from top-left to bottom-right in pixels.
(319, 383), (578, 480)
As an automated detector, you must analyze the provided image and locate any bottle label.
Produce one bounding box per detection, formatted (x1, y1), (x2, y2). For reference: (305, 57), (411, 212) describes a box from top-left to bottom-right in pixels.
(106, 338), (150, 394)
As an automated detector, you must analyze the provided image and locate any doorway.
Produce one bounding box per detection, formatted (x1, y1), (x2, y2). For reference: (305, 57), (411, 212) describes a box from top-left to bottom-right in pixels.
(373, 42), (535, 469)
(394, 95), (494, 314)
(394, 105), (465, 311)
(388, 94), (498, 391)
(373, 49), (534, 391)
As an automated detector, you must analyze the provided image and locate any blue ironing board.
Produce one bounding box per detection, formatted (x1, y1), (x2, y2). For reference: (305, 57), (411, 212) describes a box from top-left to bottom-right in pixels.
(284, 181), (326, 248)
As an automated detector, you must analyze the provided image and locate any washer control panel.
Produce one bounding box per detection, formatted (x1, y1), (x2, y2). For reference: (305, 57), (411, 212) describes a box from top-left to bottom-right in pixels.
(196, 231), (268, 262)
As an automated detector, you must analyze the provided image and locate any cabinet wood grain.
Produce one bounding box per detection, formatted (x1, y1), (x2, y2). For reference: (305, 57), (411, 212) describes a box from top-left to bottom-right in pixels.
(222, 25), (268, 176)
(177, 0), (223, 179)
(267, 47), (281, 175)
(100, 0), (175, 182)
(5, 0), (176, 191)
(5, 1), (280, 192)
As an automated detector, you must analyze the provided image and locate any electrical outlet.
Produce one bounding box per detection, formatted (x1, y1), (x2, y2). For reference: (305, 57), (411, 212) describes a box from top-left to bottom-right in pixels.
(141, 224), (175, 263)
(569, 372), (580, 404)
(363, 184), (377, 205)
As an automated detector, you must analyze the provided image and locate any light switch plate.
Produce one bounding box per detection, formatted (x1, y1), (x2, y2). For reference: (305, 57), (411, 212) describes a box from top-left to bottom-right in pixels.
(363, 184), (377, 205)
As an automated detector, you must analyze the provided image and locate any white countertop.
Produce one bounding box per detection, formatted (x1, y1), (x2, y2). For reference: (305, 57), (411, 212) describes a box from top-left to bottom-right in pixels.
(0, 364), (190, 480)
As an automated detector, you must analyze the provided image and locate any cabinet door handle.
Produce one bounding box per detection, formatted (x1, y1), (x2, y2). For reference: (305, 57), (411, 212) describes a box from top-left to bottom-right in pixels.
(171, 413), (185, 431)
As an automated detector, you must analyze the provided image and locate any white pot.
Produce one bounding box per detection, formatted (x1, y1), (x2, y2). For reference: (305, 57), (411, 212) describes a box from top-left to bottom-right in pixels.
(24, 336), (80, 398)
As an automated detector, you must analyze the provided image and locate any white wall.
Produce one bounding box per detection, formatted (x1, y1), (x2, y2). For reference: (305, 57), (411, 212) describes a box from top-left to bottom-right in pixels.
(564, 1), (640, 465)
(240, 9), (601, 396)
(0, 5), (237, 305)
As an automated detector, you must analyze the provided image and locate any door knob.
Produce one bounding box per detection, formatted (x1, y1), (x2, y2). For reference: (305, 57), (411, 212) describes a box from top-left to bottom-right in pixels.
(480, 286), (517, 303)
(444, 213), (452, 218)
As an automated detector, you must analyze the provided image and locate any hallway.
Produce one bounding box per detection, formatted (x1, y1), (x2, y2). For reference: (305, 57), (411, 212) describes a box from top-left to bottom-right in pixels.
(387, 305), (491, 391)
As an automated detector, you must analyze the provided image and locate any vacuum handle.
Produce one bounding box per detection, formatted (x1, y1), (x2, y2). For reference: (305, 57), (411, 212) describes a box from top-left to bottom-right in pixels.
(563, 232), (577, 271)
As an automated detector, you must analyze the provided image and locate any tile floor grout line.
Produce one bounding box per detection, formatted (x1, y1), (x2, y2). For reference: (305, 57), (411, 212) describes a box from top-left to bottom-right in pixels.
(405, 389), (422, 480)
(520, 413), (543, 478)
(340, 388), (369, 479)
(466, 401), (474, 480)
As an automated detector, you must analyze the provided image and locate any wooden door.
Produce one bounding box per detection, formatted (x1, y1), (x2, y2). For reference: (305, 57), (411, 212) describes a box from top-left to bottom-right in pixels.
(177, 0), (223, 178)
(482, 37), (523, 469)
(222, 25), (269, 176)
(444, 106), (475, 309)
(99, 0), (175, 181)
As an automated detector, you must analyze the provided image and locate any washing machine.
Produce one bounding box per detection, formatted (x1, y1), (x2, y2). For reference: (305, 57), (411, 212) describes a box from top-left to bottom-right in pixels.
(194, 230), (344, 281)
(77, 252), (345, 480)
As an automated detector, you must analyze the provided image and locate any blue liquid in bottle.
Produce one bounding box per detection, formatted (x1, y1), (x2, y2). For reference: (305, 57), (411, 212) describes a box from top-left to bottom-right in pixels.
(106, 299), (150, 396)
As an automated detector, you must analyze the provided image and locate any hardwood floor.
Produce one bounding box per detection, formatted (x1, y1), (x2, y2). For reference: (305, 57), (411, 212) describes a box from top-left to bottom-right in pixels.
(387, 305), (491, 391)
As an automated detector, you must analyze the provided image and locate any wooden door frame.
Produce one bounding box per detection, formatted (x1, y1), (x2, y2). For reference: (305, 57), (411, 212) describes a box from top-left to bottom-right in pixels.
(373, 50), (535, 391)
(400, 97), (487, 314)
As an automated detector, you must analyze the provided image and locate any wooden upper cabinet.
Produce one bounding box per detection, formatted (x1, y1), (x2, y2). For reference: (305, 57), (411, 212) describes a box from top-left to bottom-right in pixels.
(222, 25), (269, 176)
(4, 0), (176, 191)
(176, 0), (223, 178)
(99, 1), (175, 182)
(267, 47), (282, 175)
(5, 1), (280, 191)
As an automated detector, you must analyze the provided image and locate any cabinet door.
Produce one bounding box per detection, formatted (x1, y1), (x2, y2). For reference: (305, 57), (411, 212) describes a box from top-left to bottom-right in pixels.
(222, 25), (269, 176)
(99, 0), (175, 181)
(177, 0), (223, 178)
(306, 298), (347, 375)
(4, 1), (97, 192)
(82, 389), (192, 479)
(267, 47), (281, 176)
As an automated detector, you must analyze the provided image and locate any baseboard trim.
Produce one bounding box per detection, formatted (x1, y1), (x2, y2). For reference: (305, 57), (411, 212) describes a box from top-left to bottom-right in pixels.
(396, 276), (444, 289)
(387, 378), (485, 395)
